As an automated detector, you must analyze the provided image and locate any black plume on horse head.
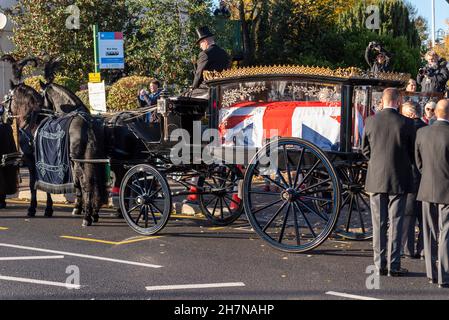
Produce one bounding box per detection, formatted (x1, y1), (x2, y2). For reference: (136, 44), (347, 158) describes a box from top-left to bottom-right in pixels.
(43, 56), (62, 84)
(0, 54), (39, 85)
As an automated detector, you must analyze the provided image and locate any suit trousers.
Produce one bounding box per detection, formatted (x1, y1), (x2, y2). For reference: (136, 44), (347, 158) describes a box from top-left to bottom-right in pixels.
(402, 193), (424, 257)
(370, 193), (406, 271)
(422, 202), (449, 284)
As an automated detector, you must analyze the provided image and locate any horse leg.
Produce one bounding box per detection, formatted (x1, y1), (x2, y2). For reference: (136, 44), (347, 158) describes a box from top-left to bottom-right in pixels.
(0, 194), (6, 209)
(27, 164), (37, 217)
(81, 189), (93, 227)
(44, 193), (53, 217)
(72, 180), (83, 216)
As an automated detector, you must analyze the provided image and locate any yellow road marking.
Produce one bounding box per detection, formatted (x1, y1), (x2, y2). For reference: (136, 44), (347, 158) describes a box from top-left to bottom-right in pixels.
(60, 235), (162, 245)
(207, 227), (225, 231)
(171, 214), (205, 221)
(6, 199), (115, 211)
(0, 227), (9, 231)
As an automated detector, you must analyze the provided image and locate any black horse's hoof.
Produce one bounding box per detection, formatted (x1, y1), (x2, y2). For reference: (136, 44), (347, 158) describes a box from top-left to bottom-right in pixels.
(82, 218), (92, 227)
(92, 214), (99, 223)
(44, 209), (53, 217)
(72, 208), (82, 216)
(27, 209), (36, 217)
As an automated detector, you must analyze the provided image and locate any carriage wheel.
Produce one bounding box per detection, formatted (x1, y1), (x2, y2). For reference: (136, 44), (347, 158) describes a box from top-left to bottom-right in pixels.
(198, 165), (244, 226)
(334, 163), (372, 240)
(119, 164), (171, 236)
(243, 138), (341, 253)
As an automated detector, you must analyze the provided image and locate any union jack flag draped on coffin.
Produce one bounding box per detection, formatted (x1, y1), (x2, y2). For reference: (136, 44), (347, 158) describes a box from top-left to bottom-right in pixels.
(218, 101), (342, 151)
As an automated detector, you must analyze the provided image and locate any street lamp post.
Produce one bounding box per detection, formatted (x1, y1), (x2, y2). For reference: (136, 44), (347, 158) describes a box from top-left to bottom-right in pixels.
(432, 0), (436, 47)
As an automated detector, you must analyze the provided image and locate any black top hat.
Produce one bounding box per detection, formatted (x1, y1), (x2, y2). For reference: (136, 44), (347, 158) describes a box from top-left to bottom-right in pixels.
(196, 26), (214, 44)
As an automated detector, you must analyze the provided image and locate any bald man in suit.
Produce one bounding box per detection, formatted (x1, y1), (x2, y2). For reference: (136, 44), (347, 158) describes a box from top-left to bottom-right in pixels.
(362, 88), (416, 277)
(415, 99), (449, 288)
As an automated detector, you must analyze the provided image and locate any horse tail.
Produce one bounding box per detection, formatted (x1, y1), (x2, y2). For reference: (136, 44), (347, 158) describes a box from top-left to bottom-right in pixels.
(84, 117), (109, 209)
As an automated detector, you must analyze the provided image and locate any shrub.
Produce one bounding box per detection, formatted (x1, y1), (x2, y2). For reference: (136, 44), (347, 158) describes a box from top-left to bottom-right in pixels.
(24, 75), (80, 93)
(106, 76), (154, 112)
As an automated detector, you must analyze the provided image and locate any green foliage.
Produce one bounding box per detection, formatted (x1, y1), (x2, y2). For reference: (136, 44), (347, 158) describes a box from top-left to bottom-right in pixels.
(106, 75), (153, 112)
(24, 75), (80, 93)
(7, 0), (130, 85)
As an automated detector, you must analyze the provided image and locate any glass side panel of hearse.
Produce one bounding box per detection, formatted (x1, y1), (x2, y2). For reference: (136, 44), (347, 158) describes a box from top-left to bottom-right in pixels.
(217, 80), (342, 151)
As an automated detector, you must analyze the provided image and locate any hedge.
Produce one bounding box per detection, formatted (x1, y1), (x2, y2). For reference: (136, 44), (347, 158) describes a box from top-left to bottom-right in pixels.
(106, 76), (154, 112)
(24, 75), (80, 93)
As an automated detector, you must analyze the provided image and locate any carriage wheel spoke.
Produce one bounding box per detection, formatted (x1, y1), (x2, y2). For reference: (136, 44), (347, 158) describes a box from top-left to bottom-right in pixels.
(224, 194), (240, 205)
(135, 206), (144, 225)
(203, 196), (217, 208)
(144, 205), (149, 228)
(148, 186), (162, 199)
(278, 203), (291, 243)
(251, 199), (284, 215)
(345, 195), (355, 232)
(211, 198), (220, 217)
(293, 147), (305, 188)
(223, 196), (234, 214)
(355, 194), (366, 233)
(262, 201), (287, 232)
(283, 145), (293, 187)
(149, 202), (164, 215)
(299, 195), (333, 203)
(340, 193), (351, 208)
(261, 174), (286, 191)
(298, 160), (321, 189)
(149, 204), (158, 225)
(249, 191), (281, 196)
(276, 168), (290, 189)
(294, 201), (316, 238)
(296, 199), (329, 222)
(291, 202), (301, 245)
(219, 198), (224, 220)
(299, 178), (332, 193)
(127, 204), (141, 214)
(128, 184), (142, 196)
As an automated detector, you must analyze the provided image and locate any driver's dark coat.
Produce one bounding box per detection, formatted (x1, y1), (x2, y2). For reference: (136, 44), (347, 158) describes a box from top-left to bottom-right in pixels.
(0, 123), (18, 195)
(193, 44), (230, 89)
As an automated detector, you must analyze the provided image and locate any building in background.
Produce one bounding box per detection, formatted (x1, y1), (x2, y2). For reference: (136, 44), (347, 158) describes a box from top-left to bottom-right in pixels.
(0, 0), (16, 99)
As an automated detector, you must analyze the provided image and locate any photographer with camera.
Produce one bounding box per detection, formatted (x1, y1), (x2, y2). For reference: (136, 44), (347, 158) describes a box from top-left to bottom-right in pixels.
(417, 51), (448, 94)
(365, 41), (392, 73)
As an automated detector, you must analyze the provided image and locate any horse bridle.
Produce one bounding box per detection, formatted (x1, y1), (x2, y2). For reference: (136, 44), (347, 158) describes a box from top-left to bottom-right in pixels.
(1, 89), (15, 125)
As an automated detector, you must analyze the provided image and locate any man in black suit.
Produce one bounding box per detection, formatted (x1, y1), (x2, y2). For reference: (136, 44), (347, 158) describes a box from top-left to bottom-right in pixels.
(192, 26), (230, 89)
(415, 99), (449, 288)
(401, 102), (427, 259)
(362, 88), (416, 277)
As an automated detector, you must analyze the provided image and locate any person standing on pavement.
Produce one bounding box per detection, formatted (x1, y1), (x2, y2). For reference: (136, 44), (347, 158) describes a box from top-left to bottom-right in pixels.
(417, 51), (448, 94)
(415, 99), (449, 289)
(400, 102), (426, 259)
(362, 88), (416, 277)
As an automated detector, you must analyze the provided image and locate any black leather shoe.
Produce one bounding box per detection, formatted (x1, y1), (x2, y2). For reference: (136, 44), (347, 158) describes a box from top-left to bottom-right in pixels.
(0, 202), (6, 209)
(388, 268), (409, 277)
(378, 268), (388, 276)
(429, 278), (437, 284)
(439, 284), (449, 289)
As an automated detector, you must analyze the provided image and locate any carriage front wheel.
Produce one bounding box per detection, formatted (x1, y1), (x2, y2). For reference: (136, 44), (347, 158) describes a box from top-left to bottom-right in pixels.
(119, 164), (172, 236)
(243, 138), (341, 253)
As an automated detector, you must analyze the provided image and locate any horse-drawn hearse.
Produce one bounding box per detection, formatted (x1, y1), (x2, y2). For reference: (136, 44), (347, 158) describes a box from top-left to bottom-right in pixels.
(115, 65), (413, 253)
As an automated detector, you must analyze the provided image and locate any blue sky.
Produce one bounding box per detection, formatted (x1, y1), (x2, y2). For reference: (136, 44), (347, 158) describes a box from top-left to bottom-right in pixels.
(409, 0), (449, 33)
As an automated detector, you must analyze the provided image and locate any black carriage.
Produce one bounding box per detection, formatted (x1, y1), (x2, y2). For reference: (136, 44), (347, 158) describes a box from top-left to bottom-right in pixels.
(117, 65), (410, 253)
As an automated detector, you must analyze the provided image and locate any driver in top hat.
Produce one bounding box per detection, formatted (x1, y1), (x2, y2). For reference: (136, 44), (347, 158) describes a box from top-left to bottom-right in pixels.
(192, 26), (231, 89)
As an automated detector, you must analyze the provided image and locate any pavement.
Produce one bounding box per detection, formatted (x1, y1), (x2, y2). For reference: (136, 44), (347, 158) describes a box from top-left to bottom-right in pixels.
(0, 201), (448, 300)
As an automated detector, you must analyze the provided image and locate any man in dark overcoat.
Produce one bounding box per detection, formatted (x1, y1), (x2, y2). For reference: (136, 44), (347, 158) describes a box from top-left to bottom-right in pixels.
(362, 88), (416, 277)
(415, 99), (449, 288)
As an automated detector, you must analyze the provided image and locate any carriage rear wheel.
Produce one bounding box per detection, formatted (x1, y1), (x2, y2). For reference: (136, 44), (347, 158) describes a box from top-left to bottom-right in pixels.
(334, 163), (373, 240)
(119, 164), (172, 236)
(243, 138), (341, 253)
(198, 165), (244, 226)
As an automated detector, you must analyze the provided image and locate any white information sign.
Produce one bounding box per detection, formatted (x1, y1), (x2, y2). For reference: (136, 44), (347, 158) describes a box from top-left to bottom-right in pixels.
(88, 81), (107, 114)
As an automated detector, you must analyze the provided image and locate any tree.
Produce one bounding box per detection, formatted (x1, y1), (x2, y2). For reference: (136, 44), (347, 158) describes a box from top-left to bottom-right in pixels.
(6, 0), (130, 84)
(434, 21), (449, 61)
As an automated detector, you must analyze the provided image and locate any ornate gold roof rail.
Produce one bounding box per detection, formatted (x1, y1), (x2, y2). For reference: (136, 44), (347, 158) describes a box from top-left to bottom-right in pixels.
(203, 65), (410, 83)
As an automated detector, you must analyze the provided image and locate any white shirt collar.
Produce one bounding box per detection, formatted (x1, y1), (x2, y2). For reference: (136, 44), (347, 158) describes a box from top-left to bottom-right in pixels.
(437, 118), (449, 124)
(383, 106), (398, 110)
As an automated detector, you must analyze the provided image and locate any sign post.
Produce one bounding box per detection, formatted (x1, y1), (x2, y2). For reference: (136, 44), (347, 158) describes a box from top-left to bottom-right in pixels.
(93, 24), (100, 73)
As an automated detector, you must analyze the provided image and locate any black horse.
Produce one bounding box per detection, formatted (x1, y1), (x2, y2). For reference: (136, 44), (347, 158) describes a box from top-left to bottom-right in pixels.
(1, 55), (108, 226)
